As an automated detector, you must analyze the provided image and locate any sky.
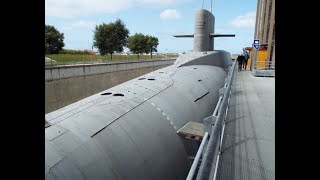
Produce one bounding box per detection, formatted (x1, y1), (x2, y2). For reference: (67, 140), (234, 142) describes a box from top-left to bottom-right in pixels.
(45, 0), (258, 54)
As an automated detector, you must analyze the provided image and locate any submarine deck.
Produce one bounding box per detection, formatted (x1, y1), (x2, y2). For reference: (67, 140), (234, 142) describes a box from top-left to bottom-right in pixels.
(215, 69), (275, 180)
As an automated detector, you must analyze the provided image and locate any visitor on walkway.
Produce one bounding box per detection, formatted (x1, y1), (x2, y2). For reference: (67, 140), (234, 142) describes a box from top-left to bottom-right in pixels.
(243, 50), (250, 70)
(236, 54), (245, 71)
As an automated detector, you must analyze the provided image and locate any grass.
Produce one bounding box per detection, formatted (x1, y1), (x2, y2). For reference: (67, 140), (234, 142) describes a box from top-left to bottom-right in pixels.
(45, 54), (179, 66)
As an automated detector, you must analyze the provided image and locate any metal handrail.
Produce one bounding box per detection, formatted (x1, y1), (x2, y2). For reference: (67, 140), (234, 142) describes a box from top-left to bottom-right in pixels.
(253, 60), (275, 70)
(186, 132), (209, 180)
(186, 95), (223, 179)
(195, 60), (236, 180)
(186, 60), (236, 180)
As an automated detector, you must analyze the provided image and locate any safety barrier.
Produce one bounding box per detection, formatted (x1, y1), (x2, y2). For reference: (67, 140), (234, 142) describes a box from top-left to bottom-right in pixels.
(186, 59), (236, 180)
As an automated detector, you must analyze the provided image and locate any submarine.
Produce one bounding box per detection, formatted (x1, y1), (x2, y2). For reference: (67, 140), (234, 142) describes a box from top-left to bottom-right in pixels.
(45, 6), (235, 180)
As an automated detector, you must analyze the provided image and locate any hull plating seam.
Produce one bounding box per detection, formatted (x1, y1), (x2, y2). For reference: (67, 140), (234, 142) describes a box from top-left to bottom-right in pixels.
(91, 70), (179, 137)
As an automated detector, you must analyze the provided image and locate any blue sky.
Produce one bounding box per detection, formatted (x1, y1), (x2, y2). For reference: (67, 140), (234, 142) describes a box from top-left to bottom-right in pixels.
(45, 0), (257, 54)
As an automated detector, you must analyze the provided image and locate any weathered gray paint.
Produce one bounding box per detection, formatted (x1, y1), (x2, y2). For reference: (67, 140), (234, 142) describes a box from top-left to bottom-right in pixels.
(193, 9), (215, 51)
(174, 9), (234, 52)
(45, 7), (235, 179)
(45, 50), (233, 179)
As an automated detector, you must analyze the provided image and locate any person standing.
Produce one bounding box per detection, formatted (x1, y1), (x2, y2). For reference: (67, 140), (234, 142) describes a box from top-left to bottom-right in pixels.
(236, 54), (245, 71)
(243, 50), (250, 70)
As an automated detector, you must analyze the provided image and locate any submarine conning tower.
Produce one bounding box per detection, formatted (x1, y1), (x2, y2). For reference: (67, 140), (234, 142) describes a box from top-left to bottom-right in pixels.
(174, 8), (234, 52)
(193, 9), (215, 52)
(173, 8), (235, 69)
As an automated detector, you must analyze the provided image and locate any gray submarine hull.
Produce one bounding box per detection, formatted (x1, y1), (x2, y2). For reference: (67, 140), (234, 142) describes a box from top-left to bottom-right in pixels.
(45, 50), (233, 179)
(46, 6), (236, 179)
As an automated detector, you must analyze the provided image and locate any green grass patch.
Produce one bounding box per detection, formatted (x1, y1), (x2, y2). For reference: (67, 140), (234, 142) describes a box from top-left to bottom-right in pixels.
(45, 54), (179, 66)
(46, 54), (178, 61)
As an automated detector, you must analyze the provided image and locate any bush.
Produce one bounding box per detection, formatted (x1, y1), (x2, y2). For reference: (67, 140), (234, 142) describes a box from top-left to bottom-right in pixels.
(84, 49), (96, 55)
(59, 49), (86, 54)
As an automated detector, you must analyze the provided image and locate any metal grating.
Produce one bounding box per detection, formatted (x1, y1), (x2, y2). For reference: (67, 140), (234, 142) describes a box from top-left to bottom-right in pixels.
(216, 70), (275, 180)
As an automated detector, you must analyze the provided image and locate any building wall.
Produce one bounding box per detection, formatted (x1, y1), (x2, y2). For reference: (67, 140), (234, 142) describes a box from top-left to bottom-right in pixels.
(247, 48), (268, 69)
(252, 0), (275, 66)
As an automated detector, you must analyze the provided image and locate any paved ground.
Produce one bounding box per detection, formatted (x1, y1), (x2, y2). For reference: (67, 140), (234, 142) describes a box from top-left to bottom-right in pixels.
(216, 69), (275, 180)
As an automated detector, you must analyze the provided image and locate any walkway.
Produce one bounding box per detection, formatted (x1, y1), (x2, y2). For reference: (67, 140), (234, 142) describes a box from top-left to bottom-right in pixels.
(216, 69), (275, 180)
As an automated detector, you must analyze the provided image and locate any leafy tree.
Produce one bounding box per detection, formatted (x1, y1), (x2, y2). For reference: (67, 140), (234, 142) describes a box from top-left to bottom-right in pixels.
(146, 35), (159, 58)
(93, 19), (129, 59)
(127, 33), (148, 59)
(45, 25), (64, 54)
(128, 34), (159, 59)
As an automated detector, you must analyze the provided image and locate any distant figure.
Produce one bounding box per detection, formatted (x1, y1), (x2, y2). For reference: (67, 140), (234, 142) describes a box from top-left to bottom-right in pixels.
(236, 54), (245, 71)
(243, 50), (250, 70)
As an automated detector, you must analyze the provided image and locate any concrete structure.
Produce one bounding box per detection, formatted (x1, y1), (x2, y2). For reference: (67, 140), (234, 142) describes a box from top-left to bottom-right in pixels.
(244, 46), (275, 76)
(45, 60), (175, 113)
(251, 0), (275, 76)
(45, 60), (175, 81)
(244, 46), (267, 70)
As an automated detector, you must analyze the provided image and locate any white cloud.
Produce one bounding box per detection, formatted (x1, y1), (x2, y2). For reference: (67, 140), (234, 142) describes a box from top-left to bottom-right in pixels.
(62, 20), (96, 31)
(45, 0), (182, 18)
(160, 9), (181, 20)
(231, 12), (256, 28)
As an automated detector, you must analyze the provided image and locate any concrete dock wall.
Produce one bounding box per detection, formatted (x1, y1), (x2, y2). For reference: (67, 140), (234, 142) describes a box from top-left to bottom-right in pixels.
(45, 60), (175, 113)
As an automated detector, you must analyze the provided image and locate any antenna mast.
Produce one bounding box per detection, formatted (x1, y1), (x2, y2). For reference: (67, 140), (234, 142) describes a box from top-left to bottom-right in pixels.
(210, 0), (213, 13)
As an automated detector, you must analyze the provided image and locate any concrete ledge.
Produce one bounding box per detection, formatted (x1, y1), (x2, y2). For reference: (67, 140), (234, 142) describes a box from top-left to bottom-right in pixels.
(45, 59), (175, 81)
(252, 69), (275, 77)
(45, 63), (174, 113)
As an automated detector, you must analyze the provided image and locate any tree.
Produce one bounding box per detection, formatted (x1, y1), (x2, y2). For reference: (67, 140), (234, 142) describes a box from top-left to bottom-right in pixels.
(45, 25), (64, 54)
(93, 19), (129, 59)
(127, 33), (148, 59)
(146, 35), (159, 58)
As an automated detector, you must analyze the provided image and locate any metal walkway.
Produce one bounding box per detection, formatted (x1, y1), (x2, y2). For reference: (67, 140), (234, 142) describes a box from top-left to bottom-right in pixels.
(216, 70), (275, 180)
